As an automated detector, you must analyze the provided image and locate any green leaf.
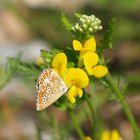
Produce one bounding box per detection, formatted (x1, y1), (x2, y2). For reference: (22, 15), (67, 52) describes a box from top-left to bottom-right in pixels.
(16, 60), (40, 80)
(103, 18), (116, 49)
(53, 96), (68, 111)
(98, 18), (116, 55)
(64, 46), (77, 67)
(0, 55), (20, 89)
(75, 13), (82, 18)
(41, 48), (61, 67)
(60, 12), (73, 32)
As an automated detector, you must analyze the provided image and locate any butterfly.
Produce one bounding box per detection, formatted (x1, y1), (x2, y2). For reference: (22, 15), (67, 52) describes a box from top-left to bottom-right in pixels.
(36, 68), (68, 111)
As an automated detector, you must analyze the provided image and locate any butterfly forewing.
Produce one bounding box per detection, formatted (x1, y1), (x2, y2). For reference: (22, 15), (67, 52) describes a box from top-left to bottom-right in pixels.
(36, 68), (67, 111)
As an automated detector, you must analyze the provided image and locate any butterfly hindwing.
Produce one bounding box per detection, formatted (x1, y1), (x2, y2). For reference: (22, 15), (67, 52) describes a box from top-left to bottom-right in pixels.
(36, 68), (67, 111)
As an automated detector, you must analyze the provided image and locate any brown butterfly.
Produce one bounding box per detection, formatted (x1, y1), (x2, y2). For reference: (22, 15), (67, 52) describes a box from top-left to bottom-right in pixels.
(36, 68), (67, 111)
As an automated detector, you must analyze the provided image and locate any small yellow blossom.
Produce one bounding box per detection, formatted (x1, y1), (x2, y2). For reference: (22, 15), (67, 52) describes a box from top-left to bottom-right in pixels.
(83, 136), (92, 140)
(73, 37), (96, 60)
(52, 53), (67, 78)
(101, 130), (122, 140)
(65, 68), (89, 103)
(72, 37), (108, 78)
(36, 56), (44, 65)
(73, 37), (96, 52)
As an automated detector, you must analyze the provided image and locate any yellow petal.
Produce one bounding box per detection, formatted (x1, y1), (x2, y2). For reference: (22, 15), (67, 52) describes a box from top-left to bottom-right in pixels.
(111, 130), (121, 140)
(83, 52), (99, 75)
(67, 86), (83, 103)
(64, 68), (75, 87)
(73, 40), (83, 51)
(92, 65), (108, 78)
(77, 51), (87, 68)
(83, 37), (96, 52)
(52, 53), (67, 78)
(67, 86), (77, 103)
(65, 68), (89, 88)
(77, 88), (83, 98)
(101, 130), (110, 140)
(74, 68), (89, 88)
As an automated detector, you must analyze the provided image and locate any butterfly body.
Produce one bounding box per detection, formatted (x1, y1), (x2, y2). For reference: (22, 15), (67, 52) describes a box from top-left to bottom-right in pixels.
(36, 68), (67, 111)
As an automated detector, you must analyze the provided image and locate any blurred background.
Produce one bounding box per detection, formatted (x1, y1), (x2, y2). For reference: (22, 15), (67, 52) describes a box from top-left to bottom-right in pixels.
(0, 0), (140, 140)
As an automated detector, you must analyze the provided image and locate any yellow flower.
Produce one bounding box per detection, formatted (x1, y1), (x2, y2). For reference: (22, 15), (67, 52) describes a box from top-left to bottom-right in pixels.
(52, 53), (67, 78)
(73, 37), (96, 60)
(65, 68), (89, 103)
(73, 37), (108, 78)
(101, 130), (122, 140)
(73, 36), (96, 52)
(83, 136), (92, 140)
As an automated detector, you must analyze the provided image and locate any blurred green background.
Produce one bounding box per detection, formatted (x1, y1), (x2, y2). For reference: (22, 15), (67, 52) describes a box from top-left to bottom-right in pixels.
(0, 0), (140, 140)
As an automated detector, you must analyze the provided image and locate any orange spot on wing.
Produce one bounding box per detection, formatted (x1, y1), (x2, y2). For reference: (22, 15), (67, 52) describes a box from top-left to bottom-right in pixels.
(39, 92), (43, 110)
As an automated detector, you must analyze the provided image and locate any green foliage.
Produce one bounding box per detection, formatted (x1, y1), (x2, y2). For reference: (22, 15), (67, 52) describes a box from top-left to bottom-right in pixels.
(15, 60), (40, 80)
(0, 55), (19, 89)
(53, 96), (68, 111)
(74, 13), (82, 18)
(103, 18), (116, 49)
(0, 54), (41, 90)
(41, 48), (61, 68)
(1, 11), (140, 139)
(64, 47), (77, 67)
(97, 18), (116, 57)
(103, 75), (129, 102)
(60, 12), (73, 32)
(98, 18), (116, 55)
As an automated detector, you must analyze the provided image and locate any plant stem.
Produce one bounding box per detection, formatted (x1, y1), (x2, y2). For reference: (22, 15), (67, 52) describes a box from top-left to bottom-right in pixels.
(36, 123), (42, 140)
(85, 94), (97, 139)
(106, 73), (140, 138)
(36, 112), (43, 140)
(69, 111), (85, 139)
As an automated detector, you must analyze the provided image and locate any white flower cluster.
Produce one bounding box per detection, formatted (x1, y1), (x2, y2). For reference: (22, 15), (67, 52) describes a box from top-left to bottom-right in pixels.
(72, 14), (102, 34)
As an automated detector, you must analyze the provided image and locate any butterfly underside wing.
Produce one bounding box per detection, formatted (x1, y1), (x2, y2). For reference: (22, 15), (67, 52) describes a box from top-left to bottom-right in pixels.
(36, 68), (67, 111)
